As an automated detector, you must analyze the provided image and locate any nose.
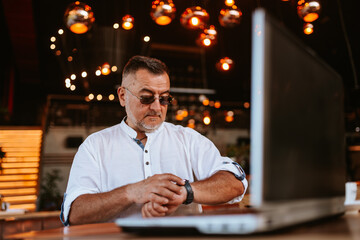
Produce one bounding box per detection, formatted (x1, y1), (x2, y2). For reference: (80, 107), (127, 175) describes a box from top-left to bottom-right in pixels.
(149, 97), (162, 111)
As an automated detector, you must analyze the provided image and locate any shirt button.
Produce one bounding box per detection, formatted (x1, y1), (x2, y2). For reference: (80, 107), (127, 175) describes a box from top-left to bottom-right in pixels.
(145, 150), (148, 153)
(145, 161), (150, 165)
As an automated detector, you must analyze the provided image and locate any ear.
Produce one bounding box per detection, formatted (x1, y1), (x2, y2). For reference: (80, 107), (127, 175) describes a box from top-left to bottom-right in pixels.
(117, 87), (126, 107)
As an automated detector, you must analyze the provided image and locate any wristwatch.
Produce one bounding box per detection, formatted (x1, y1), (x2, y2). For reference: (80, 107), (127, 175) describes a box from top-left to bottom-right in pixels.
(183, 180), (194, 205)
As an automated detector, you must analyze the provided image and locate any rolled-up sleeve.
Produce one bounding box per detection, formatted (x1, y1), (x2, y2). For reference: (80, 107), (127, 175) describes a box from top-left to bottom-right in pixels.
(188, 130), (248, 203)
(60, 139), (101, 226)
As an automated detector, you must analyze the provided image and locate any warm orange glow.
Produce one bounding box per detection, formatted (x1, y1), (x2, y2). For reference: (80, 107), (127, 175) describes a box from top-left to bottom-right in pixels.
(214, 101), (221, 108)
(181, 110), (188, 118)
(304, 27), (313, 35)
(122, 15), (134, 30)
(2, 163), (39, 168)
(222, 63), (230, 71)
(0, 188), (37, 195)
(190, 17), (200, 26)
(175, 114), (184, 121)
(69, 23), (88, 34)
(0, 181), (37, 188)
(202, 99), (210, 106)
(122, 21), (133, 30)
(101, 63), (111, 75)
(225, 115), (234, 122)
(156, 16), (172, 25)
(217, 57), (234, 71)
(3, 195), (37, 203)
(303, 12), (318, 22)
(187, 119), (196, 129)
(9, 204), (36, 211)
(4, 152), (40, 157)
(244, 102), (250, 108)
(0, 129), (41, 211)
(2, 168), (39, 174)
(225, 0), (235, 7)
(202, 38), (211, 46)
(0, 174), (38, 181)
(203, 116), (211, 125)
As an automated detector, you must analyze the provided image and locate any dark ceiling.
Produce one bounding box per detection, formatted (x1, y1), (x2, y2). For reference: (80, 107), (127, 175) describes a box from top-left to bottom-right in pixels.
(1, 0), (359, 130)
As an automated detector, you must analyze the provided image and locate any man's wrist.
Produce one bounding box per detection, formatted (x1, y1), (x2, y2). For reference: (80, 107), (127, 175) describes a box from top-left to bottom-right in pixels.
(183, 180), (194, 205)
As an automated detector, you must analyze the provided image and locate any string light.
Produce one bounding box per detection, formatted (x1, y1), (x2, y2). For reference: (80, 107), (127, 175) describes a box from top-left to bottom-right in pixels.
(109, 94), (115, 101)
(144, 36), (151, 42)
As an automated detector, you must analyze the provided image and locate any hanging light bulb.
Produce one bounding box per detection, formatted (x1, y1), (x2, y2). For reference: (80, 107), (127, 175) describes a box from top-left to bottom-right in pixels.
(297, 0), (321, 22)
(150, 0), (176, 25)
(101, 62), (111, 75)
(303, 22), (314, 35)
(224, 0), (235, 7)
(196, 25), (217, 47)
(122, 14), (134, 30)
(180, 6), (209, 30)
(219, 5), (242, 28)
(64, 1), (95, 34)
(216, 57), (234, 71)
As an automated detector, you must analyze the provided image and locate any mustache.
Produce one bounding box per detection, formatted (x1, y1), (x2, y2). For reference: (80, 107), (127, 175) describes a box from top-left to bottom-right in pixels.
(145, 111), (162, 117)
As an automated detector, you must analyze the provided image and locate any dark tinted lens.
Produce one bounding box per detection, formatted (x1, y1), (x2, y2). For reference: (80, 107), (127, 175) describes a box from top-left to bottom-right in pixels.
(159, 96), (173, 105)
(139, 96), (155, 104)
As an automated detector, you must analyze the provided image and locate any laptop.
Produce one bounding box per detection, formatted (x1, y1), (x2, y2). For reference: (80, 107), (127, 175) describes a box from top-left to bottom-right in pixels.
(115, 8), (346, 235)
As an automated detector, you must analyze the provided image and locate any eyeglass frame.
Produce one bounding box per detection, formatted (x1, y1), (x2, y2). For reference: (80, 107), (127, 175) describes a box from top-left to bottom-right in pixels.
(123, 87), (174, 106)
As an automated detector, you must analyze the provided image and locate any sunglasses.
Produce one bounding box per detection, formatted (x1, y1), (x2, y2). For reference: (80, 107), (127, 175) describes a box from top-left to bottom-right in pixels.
(124, 88), (173, 106)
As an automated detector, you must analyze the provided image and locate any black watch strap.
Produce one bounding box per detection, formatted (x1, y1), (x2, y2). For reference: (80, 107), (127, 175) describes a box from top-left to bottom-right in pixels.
(183, 180), (194, 205)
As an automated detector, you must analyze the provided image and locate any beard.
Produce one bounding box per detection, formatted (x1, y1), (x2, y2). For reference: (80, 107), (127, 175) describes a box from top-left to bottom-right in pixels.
(125, 96), (164, 133)
(127, 110), (163, 133)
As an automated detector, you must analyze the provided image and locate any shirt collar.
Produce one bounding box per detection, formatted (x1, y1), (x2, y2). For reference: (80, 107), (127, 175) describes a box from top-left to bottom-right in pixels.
(120, 116), (165, 139)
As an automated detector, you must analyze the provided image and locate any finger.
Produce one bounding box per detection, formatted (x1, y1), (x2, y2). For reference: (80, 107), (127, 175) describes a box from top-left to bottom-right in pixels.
(147, 202), (166, 217)
(160, 174), (185, 186)
(152, 202), (168, 214)
(149, 193), (169, 205)
(151, 186), (180, 200)
(141, 204), (151, 218)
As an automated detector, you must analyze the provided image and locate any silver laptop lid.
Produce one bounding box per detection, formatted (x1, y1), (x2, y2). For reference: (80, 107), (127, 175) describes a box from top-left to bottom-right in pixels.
(250, 9), (346, 207)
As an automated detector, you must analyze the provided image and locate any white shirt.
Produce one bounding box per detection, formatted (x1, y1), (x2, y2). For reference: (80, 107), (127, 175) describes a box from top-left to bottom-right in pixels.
(61, 120), (248, 225)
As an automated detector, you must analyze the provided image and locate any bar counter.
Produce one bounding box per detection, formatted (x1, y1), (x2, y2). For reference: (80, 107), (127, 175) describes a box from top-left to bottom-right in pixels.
(4, 211), (360, 240)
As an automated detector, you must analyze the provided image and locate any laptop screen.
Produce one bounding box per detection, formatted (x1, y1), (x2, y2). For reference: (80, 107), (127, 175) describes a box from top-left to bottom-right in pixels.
(250, 9), (346, 205)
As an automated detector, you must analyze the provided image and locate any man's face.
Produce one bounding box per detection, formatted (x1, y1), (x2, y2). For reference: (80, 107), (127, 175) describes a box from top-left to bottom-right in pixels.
(118, 69), (170, 133)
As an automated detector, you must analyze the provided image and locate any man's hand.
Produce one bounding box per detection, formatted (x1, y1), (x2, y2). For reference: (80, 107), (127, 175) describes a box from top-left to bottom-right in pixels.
(141, 183), (187, 218)
(141, 202), (168, 217)
(127, 173), (185, 206)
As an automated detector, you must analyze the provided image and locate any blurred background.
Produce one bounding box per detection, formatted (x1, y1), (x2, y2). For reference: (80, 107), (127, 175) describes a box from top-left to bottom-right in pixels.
(0, 0), (359, 215)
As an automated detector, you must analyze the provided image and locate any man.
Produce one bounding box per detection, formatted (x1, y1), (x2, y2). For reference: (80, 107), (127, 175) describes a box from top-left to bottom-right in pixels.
(60, 55), (247, 226)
